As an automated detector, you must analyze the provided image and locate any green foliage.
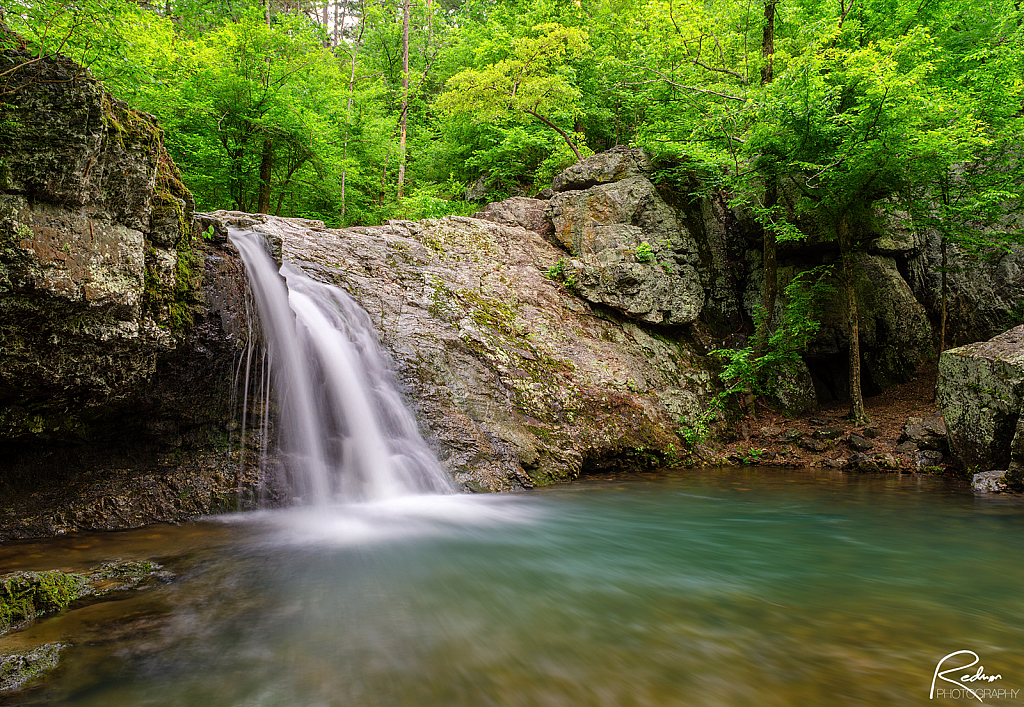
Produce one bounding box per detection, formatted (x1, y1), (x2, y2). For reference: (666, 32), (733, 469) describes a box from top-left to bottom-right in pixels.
(3, 0), (1019, 236)
(677, 397), (722, 449)
(634, 241), (655, 262)
(544, 257), (577, 289)
(435, 22), (590, 175)
(0, 571), (89, 634)
(714, 267), (835, 403)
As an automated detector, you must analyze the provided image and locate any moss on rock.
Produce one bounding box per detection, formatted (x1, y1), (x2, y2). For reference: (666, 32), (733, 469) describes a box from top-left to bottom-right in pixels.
(0, 571), (90, 634)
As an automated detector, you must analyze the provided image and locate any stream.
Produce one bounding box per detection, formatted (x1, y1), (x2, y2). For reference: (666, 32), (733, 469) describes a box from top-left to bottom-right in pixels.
(2, 467), (1023, 706)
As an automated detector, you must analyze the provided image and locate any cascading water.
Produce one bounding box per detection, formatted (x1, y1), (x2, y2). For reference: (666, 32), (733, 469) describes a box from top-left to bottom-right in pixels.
(230, 227), (454, 504)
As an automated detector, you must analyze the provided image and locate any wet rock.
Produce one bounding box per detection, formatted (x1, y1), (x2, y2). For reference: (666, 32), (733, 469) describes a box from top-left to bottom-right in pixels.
(0, 560), (169, 634)
(225, 212), (720, 491)
(845, 452), (900, 473)
(0, 48), (255, 537)
(0, 571), (90, 635)
(0, 642), (65, 693)
(973, 471), (1010, 493)
(823, 458), (846, 469)
(899, 416), (948, 452)
(936, 325), (1024, 470)
(813, 426), (846, 441)
(472, 197), (553, 236)
(848, 434), (874, 452)
(893, 441), (918, 455)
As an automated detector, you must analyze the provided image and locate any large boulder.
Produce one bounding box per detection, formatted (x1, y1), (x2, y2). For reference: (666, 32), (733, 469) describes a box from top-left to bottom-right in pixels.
(0, 48), (256, 538)
(936, 325), (1024, 470)
(550, 145), (651, 192)
(746, 254), (932, 399)
(218, 211), (721, 491)
(547, 171), (705, 326)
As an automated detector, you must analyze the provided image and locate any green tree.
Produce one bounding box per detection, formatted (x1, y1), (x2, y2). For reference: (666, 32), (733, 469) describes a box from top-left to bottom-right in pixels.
(434, 23), (590, 162)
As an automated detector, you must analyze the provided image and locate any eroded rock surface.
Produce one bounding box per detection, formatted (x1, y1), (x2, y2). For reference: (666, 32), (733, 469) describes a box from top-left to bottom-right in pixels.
(214, 211), (718, 491)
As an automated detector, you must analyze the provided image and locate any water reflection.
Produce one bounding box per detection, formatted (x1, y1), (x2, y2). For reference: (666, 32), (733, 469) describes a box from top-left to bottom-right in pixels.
(3, 468), (1023, 706)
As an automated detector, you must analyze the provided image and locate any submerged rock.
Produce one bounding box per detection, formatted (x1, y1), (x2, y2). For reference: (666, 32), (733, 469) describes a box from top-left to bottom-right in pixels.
(0, 643), (65, 693)
(844, 452), (900, 473)
(973, 471), (1010, 493)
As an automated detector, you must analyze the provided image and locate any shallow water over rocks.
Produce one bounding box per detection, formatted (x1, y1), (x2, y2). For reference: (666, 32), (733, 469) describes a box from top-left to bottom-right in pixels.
(2, 468), (1023, 706)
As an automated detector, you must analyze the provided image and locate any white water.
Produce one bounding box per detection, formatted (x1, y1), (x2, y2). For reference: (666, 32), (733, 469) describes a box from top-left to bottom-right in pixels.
(230, 228), (454, 503)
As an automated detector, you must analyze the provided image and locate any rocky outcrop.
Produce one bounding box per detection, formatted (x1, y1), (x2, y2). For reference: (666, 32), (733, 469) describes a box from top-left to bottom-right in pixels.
(0, 47), (258, 538)
(545, 151), (707, 326)
(936, 325), (1024, 471)
(212, 211), (719, 491)
(550, 145), (651, 192)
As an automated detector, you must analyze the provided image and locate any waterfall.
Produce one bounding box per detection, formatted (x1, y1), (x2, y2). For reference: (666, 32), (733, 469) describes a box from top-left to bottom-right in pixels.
(230, 227), (454, 503)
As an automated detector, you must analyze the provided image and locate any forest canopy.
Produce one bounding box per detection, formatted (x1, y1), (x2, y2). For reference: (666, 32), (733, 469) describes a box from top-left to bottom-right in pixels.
(0, 0), (1021, 232)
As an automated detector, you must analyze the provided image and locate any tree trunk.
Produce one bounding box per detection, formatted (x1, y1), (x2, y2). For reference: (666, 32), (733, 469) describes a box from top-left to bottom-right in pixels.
(322, 0), (330, 45)
(752, 1), (779, 364)
(396, 0), (410, 200)
(752, 178), (778, 360)
(940, 236), (947, 353)
(840, 216), (868, 424)
(256, 139), (274, 214)
(760, 0), (778, 86)
(338, 1), (363, 220)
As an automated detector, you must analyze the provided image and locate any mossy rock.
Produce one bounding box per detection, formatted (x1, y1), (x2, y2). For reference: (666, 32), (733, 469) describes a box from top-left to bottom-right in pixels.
(0, 642), (65, 693)
(0, 560), (167, 636)
(0, 571), (90, 634)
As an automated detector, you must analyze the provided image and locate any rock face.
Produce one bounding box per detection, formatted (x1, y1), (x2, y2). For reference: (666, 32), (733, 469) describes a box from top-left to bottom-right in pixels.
(936, 325), (1024, 470)
(0, 48), (257, 538)
(214, 211), (717, 491)
(904, 223), (1024, 348)
(545, 150), (706, 326)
